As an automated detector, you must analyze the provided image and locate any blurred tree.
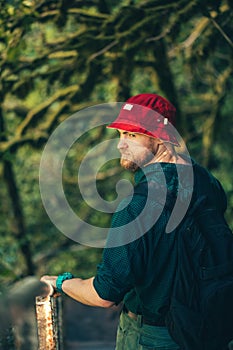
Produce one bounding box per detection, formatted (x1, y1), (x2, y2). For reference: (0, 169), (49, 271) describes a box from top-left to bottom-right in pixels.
(0, 0), (232, 284)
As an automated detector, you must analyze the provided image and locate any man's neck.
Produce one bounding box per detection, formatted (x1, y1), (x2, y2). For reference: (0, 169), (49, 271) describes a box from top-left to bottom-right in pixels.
(146, 143), (187, 165)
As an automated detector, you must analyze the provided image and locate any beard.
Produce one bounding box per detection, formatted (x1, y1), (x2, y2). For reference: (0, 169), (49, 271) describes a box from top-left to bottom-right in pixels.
(120, 145), (156, 172)
(120, 140), (158, 172)
(120, 157), (139, 172)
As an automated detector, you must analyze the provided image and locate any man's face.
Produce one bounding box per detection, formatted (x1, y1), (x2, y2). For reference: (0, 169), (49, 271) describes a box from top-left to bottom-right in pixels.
(117, 130), (159, 172)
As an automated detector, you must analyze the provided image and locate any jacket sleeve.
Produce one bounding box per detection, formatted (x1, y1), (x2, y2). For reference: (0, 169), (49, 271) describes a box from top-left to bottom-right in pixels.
(93, 195), (146, 303)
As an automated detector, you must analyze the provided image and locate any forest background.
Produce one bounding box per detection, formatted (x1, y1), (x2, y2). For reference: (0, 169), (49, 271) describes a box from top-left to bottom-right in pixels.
(0, 0), (233, 336)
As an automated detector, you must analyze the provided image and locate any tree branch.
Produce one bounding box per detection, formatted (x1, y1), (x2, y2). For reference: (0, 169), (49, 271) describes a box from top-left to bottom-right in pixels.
(15, 85), (78, 137)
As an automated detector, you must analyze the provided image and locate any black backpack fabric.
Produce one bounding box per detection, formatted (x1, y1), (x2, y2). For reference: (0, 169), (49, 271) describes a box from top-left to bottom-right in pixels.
(165, 196), (233, 350)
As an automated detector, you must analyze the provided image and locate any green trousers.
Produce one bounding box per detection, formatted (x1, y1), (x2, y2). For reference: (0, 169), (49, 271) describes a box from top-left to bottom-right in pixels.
(115, 311), (180, 350)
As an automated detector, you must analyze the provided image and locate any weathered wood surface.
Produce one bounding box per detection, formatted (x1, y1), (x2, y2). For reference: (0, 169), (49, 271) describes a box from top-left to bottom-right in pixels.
(35, 295), (63, 350)
(0, 277), (119, 349)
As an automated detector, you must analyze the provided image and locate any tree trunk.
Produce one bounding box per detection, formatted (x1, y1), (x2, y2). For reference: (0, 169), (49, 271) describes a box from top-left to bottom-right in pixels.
(0, 92), (34, 276)
(152, 39), (187, 137)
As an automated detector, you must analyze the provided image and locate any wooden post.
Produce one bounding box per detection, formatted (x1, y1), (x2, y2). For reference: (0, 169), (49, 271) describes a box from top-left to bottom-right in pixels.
(35, 295), (63, 350)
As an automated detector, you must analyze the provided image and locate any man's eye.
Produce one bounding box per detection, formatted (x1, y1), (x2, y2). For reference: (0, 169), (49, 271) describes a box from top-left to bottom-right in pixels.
(129, 133), (136, 138)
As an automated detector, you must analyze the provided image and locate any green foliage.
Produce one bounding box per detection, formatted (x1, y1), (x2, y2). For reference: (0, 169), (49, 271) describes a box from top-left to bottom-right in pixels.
(0, 0), (232, 288)
(38, 246), (103, 279)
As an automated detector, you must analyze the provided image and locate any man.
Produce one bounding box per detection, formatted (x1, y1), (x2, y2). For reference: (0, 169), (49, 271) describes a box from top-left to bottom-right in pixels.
(41, 93), (228, 349)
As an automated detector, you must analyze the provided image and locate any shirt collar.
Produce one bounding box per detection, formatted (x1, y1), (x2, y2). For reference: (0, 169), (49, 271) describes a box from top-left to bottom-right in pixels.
(134, 162), (177, 185)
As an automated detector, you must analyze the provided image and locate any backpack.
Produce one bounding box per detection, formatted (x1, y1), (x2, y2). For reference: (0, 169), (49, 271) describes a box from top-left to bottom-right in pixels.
(165, 196), (233, 350)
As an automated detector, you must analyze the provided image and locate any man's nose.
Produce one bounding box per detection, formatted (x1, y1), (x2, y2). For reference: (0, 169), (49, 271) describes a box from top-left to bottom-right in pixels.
(117, 137), (128, 150)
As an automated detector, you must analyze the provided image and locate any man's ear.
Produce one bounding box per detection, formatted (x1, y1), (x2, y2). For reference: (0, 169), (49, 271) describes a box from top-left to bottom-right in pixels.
(156, 138), (163, 145)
